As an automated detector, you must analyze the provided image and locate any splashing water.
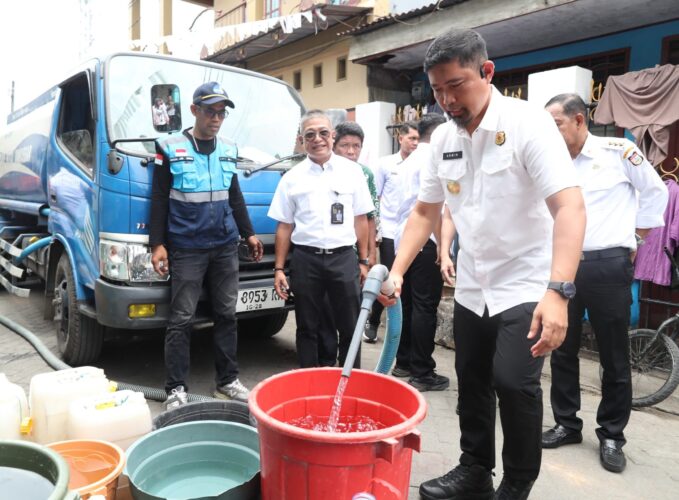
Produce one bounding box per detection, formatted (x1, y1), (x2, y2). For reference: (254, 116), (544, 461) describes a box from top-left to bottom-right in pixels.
(288, 414), (384, 433)
(286, 375), (383, 432)
(327, 375), (348, 432)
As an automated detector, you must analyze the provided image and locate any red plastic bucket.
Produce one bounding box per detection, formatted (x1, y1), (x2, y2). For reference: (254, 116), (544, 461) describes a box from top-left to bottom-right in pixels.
(249, 368), (427, 500)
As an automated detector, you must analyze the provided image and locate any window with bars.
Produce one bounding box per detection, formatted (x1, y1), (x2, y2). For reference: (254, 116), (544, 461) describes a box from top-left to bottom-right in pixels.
(493, 49), (629, 137)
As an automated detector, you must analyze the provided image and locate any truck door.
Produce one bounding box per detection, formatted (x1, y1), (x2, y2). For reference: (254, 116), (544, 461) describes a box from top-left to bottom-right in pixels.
(48, 71), (99, 296)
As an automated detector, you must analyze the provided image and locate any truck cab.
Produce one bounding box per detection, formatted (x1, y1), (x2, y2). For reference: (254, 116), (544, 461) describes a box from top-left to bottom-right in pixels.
(0, 53), (304, 364)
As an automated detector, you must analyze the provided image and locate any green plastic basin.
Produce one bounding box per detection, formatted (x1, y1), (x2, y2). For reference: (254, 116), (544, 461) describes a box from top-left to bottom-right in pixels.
(124, 420), (260, 500)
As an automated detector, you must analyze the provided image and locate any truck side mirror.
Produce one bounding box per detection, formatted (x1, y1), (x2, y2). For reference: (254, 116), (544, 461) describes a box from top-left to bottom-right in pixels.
(107, 150), (124, 174)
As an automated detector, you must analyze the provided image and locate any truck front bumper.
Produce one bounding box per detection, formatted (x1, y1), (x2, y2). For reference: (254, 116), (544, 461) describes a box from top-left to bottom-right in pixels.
(94, 278), (293, 330)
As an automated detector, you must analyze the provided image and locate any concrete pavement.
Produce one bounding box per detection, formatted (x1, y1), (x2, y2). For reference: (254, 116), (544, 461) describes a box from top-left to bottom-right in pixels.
(2, 289), (679, 499)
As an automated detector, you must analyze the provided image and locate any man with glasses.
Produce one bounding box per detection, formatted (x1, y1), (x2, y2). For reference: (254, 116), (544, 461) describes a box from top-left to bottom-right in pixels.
(150, 81), (263, 409)
(269, 110), (374, 368)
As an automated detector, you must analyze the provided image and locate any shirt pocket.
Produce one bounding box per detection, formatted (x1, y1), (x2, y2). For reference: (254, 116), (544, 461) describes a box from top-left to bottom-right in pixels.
(481, 149), (522, 198)
(170, 160), (198, 191)
(438, 160), (468, 212)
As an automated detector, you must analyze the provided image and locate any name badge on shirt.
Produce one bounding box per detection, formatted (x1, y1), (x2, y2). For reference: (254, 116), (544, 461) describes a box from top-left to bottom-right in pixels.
(331, 203), (344, 224)
(443, 151), (463, 160)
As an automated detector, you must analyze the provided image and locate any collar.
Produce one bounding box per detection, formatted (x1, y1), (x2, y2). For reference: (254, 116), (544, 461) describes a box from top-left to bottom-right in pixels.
(477, 86), (502, 132)
(576, 133), (597, 159)
(307, 152), (338, 171)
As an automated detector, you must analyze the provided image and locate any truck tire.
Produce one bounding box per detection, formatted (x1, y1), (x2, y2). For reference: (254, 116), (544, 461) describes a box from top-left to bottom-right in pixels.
(238, 310), (288, 338)
(53, 253), (104, 365)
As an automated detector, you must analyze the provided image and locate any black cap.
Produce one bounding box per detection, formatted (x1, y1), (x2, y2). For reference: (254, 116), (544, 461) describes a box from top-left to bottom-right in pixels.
(192, 81), (235, 108)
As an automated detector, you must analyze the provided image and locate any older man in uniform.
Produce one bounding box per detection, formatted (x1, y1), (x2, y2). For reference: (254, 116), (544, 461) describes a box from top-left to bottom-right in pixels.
(542, 93), (668, 473)
(269, 110), (374, 368)
(382, 29), (586, 500)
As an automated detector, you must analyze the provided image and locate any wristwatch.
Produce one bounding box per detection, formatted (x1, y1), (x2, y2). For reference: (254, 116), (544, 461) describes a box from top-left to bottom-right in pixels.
(547, 281), (576, 299)
(358, 258), (370, 266)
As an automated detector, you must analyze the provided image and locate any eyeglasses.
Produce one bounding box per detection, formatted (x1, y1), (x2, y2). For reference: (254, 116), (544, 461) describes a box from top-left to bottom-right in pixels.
(199, 107), (228, 119)
(303, 129), (331, 141)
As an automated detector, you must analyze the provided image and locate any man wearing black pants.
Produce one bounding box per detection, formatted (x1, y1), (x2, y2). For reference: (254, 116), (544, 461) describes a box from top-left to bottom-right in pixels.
(365, 122), (419, 342)
(268, 110), (374, 368)
(392, 113), (449, 390)
(382, 29), (585, 500)
(543, 94), (667, 473)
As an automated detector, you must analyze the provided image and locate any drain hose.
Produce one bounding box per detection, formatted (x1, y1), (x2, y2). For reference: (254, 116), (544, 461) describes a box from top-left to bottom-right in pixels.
(0, 314), (215, 403)
(342, 264), (402, 377)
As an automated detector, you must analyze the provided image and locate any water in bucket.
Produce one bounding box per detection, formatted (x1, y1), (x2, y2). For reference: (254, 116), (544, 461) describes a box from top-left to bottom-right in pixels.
(0, 466), (55, 500)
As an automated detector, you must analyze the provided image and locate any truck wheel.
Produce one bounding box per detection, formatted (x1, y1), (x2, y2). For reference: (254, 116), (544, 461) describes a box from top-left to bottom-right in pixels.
(53, 253), (104, 365)
(238, 310), (289, 338)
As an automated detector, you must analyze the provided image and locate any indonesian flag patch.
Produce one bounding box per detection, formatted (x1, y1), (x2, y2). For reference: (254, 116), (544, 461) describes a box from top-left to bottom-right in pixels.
(176, 148), (187, 154)
(154, 154), (163, 166)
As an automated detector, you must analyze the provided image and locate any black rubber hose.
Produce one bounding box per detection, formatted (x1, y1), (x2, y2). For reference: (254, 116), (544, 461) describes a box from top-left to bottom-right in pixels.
(0, 314), (218, 403)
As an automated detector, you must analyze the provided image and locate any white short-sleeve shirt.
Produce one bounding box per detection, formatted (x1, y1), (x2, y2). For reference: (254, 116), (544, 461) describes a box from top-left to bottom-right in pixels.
(574, 133), (667, 251)
(268, 153), (374, 248)
(373, 152), (405, 239)
(418, 87), (579, 317)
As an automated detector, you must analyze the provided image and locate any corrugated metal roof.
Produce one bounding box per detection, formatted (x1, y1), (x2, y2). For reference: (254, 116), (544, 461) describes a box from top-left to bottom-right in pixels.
(338, 0), (469, 37)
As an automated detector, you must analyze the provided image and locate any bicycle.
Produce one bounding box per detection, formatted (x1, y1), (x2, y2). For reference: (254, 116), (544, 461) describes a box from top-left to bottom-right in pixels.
(618, 247), (679, 407)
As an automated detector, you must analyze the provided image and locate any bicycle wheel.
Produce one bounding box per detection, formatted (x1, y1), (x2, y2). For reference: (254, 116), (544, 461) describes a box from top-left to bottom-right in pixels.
(628, 329), (679, 408)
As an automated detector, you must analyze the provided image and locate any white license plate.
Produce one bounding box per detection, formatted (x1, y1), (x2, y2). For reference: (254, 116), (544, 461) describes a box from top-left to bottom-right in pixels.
(236, 286), (284, 313)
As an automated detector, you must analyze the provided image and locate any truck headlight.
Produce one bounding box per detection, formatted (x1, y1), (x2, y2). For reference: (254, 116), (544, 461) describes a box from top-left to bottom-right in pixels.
(100, 241), (169, 282)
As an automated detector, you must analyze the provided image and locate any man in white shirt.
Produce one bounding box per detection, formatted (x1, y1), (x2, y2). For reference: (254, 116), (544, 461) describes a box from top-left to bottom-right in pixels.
(542, 93), (668, 473)
(382, 29), (586, 500)
(392, 113), (449, 391)
(364, 122), (419, 342)
(268, 110), (374, 368)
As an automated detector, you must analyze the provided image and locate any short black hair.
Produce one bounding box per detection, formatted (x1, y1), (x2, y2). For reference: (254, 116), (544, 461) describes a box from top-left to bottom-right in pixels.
(335, 121), (364, 144)
(417, 113), (447, 140)
(545, 93), (588, 118)
(399, 121), (417, 136)
(424, 29), (488, 73)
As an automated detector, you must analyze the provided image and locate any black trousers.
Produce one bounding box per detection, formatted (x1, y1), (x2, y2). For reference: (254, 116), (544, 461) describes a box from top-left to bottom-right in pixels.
(369, 237), (396, 327)
(291, 248), (361, 368)
(395, 240), (443, 378)
(455, 301), (544, 480)
(317, 293), (339, 367)
(165, 244), (239, 393)
(550, 254), (633, 443)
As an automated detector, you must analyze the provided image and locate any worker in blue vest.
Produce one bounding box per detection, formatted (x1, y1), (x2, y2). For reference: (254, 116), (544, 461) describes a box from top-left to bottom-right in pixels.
(149, 82), (263, 409)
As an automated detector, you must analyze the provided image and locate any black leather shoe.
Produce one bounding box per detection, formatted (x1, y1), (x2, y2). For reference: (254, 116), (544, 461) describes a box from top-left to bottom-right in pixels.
(600, 439), (626, 473)
(494, 476), (534, 500)
(419, 464), (494, 500)
(409, 372), (450, 392)
(541, 424), (583, 449)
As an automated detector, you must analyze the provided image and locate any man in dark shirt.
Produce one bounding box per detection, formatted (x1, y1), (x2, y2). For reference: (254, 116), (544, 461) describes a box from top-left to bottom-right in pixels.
(149, 81), (263, 409)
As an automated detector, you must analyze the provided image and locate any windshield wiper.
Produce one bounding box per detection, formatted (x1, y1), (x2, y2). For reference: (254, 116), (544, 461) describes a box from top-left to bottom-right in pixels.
(242, 153), (306, 177)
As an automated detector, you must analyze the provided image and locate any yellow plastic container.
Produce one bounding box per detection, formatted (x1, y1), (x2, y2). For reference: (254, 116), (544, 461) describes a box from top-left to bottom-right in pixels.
(48, 439), (125, 500)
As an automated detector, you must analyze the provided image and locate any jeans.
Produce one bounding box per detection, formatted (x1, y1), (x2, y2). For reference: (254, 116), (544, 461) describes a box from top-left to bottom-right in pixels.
(165, 243), (239, 393)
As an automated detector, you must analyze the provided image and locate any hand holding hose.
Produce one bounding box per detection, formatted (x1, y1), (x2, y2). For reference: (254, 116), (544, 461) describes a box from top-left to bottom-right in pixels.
(376, 272), (401, 307)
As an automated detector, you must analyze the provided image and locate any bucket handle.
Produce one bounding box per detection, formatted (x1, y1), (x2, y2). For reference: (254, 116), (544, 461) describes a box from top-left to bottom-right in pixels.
(376, 429), (421, 463)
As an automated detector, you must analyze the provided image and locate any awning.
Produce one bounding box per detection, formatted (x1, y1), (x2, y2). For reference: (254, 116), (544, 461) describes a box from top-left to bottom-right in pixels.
(208, 5), (372, 66)
(347, 0), (679, 70)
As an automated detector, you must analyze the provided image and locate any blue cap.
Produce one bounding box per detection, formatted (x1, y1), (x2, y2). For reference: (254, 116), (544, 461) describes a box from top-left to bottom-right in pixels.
(192, 81), (235, 108)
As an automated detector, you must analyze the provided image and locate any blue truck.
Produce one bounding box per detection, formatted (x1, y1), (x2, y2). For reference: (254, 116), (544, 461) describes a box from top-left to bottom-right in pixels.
(0, 53), (303, 365)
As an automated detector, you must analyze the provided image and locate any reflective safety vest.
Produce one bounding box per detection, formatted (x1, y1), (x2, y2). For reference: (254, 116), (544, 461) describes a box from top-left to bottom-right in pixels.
(157, 134), (239, 249)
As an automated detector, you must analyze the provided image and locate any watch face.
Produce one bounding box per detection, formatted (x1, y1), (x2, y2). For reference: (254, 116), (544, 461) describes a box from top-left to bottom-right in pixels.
(562, 281), (577, 299)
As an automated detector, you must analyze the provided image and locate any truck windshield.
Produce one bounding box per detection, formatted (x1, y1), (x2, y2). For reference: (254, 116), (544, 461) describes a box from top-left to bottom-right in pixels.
(106, 54), (303, 161)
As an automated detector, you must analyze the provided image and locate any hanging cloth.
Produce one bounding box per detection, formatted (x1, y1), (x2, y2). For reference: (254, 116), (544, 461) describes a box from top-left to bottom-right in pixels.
(594, 64), (679, 166)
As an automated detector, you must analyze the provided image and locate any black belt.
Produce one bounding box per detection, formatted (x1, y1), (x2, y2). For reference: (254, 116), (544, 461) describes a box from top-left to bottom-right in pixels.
(295, 244), (353, 255)
(581, 247), (630, 261)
